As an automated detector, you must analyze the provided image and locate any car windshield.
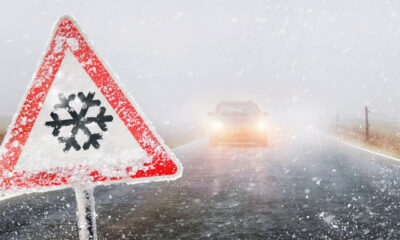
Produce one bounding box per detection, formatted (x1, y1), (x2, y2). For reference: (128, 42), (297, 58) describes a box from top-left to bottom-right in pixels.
(216, 103), (260, 115)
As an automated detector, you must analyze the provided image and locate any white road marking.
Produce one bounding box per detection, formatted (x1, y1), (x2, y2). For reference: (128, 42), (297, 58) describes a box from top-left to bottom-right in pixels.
(172, 138), (206, 152)
(340, 140), (400, 163)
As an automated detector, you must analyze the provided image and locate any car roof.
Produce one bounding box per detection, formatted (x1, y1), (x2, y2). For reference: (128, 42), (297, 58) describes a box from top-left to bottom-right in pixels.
(217, 101), (256, 105)
(215, 101), (261, 113)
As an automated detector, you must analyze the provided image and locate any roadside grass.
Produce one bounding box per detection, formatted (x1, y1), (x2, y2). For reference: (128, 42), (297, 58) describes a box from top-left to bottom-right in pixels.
(0, 131), (4, 145)
(156, 124), (205, 149)
(335, 119), (400, 158)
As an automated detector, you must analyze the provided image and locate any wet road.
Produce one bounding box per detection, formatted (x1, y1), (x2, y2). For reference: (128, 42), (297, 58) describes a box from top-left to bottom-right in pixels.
(1, 129), (400, 239)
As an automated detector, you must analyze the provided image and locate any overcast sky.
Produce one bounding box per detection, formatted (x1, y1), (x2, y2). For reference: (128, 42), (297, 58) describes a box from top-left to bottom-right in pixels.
(0, 0), (400, 125)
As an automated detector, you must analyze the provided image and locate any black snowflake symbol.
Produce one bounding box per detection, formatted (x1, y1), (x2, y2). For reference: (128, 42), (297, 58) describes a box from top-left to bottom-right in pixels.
(45, 92), (113, 152)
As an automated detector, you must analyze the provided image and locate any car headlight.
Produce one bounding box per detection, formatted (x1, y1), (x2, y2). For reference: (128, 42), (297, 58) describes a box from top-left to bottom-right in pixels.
(213, 121), (223, 129)
(257, 121), (265, 130)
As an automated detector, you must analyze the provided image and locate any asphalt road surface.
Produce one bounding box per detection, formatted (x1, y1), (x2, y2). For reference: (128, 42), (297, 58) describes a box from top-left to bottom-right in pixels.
(1, 129), (400, 239)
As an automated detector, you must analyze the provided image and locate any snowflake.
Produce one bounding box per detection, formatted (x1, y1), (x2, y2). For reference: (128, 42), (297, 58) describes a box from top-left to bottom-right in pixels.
(45, 92), (113, 152)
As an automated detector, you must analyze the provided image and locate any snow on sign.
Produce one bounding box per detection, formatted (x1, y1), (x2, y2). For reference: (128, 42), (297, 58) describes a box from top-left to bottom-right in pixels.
(0, 16), (182, 192)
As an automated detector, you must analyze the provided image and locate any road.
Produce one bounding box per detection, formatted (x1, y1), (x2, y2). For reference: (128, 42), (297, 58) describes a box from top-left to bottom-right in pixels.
(1, 129), (400, 239)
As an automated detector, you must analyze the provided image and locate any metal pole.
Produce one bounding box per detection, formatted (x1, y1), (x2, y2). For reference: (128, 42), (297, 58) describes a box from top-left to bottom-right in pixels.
(74, 184), (98, 240)
(365, 106), (369, 142)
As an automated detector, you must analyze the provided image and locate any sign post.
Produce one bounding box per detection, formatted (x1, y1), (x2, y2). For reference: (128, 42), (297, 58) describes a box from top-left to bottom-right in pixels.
(0, 15), (182, 239)
(74, 184), (97, 240)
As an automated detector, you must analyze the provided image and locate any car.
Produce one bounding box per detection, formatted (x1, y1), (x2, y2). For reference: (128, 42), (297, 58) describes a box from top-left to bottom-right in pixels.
(207, 101), (268, 146)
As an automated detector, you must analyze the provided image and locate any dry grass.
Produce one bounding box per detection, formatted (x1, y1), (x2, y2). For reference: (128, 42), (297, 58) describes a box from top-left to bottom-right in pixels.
(0, 131), (5, 145)
(157, 123), (205, 149)
(335, 120), (400, 158)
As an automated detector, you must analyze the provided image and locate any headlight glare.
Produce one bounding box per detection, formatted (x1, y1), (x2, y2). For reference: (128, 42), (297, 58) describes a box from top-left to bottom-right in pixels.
(213, 121), (223, 129)
(257, 121), (265, 130)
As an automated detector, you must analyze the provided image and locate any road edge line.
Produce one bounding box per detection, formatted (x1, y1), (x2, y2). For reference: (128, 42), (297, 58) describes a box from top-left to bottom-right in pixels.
(172, 138), (207, 152)
(338, 139), (400, 163)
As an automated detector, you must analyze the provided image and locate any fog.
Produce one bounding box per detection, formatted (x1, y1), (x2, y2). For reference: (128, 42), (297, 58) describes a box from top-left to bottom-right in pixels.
(0, 0), (399, 125)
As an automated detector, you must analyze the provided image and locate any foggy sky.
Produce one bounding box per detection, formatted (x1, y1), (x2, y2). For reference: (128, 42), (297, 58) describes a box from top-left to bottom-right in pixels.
(0, 0), (400, 125)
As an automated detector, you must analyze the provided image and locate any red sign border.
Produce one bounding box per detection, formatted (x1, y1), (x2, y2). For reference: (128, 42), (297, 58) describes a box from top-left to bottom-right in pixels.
(0, 16), (182, 191)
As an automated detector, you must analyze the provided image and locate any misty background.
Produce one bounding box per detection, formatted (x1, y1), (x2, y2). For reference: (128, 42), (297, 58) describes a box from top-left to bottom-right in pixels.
(0, 0), (400, 127)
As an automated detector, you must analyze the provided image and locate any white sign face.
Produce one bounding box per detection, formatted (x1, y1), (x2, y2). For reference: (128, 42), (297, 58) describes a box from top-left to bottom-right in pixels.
(0, 16), (182, 191)
(15, 50), (150, 175)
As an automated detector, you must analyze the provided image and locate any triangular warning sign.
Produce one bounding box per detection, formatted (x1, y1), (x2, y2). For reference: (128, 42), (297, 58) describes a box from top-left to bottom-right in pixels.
(0, 16), (182, 191)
